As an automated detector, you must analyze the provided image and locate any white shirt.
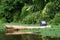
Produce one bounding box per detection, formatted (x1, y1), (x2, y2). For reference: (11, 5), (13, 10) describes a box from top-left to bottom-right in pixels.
(41, 21), (46, 24)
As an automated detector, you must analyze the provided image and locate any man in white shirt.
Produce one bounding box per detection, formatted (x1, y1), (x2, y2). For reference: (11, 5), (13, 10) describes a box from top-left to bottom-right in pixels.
(40, 20), (47, 26)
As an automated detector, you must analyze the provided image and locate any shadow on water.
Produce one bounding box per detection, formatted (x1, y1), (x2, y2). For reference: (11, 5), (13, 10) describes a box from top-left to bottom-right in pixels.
(6, 34), (42, 40)
(6, 34), (60, 40)
(6, 35), (22, 40)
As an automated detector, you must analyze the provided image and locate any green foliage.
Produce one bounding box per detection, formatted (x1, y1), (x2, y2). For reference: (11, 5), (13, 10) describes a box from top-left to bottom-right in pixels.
(0, 0), (25, 23)
(22, 11), (41, 24)
(0, 0), (60, 24)
(0, 24), (6, 40)
(41, 1), (60, 23)
(49, 12), (60, 24)
(33, 0), (46, 10)
(0, 0), (48, 23)
(42, 1), (60, 21)
(0, 18), (7, 23)
(20, 5), (33, 20)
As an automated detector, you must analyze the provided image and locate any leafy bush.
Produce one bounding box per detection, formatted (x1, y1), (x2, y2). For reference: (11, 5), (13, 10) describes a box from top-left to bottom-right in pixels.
(0, 18), (7, 23)
(22, 11), (41, 24)
(20, 5), (33, 20)
(49, 12), (60, 24)
(0, 24), (6, 40)
(42, 2), (60, 22)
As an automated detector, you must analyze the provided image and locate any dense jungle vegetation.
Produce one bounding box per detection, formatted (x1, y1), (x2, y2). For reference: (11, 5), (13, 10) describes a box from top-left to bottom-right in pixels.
(0, 0), (60, 40)
(0, 0), (60, 24)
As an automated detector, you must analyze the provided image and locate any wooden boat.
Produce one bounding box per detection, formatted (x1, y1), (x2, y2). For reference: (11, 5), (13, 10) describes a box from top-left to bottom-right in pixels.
(6, 25), (51, 35)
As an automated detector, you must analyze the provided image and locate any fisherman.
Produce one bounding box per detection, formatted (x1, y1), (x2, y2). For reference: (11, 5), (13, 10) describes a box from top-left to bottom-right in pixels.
(40, 20), (47, 26)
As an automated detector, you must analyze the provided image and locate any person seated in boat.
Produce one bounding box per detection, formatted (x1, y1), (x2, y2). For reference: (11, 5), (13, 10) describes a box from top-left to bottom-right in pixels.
(40, 20), (47, 26)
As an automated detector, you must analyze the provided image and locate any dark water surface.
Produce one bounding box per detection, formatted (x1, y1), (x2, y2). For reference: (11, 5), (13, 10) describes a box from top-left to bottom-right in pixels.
(6, 34), (42, 40)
